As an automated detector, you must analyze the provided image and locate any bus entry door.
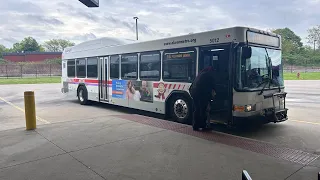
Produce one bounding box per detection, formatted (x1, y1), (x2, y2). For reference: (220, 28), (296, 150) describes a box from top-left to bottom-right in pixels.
(99, 57), (109, 102)
(199, 46), (231, 124)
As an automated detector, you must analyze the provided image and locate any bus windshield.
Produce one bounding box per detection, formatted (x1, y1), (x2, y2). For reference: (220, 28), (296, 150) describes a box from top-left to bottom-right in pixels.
(236, 46), (284, 90)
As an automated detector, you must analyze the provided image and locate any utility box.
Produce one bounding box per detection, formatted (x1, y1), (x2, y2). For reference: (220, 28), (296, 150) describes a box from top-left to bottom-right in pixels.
(79, 0), (99, 7)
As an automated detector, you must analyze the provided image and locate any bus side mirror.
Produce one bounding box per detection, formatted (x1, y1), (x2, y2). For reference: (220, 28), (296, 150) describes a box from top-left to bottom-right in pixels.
(242, 47), (252, 59)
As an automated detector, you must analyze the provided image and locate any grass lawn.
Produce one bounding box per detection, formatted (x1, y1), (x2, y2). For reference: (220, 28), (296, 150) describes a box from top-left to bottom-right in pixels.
(284, 72), (320, 80)
(0, 77), (61, 84)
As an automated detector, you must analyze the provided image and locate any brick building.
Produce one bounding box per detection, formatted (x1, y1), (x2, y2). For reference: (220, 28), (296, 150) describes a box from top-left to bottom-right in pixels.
(3, 52), (62, 63)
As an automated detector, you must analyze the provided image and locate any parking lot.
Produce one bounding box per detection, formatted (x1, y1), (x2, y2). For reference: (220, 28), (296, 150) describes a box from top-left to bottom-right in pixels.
(0, 81), (320, 179)
(1, 81), (320, 153)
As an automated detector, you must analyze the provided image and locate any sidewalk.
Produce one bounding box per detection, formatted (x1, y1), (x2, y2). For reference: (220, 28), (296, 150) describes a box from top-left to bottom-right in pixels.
(0, 114), (319, 180)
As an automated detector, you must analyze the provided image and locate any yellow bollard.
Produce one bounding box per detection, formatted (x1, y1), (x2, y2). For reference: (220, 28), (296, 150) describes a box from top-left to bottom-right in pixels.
(24, 91), (36, 130)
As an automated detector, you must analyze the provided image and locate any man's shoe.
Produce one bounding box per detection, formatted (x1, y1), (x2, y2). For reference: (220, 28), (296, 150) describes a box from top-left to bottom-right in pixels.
(193, 126), (200, 131)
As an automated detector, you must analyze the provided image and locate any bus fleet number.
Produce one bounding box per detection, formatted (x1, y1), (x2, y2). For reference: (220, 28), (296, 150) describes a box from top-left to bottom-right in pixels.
(210, 38), (219, 43)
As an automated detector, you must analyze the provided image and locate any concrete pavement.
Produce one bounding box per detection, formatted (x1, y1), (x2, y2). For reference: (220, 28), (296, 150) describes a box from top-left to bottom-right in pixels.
(0, 115), (319, 180)
(1, 81), (320, 155)
(1, 81), (320, 179)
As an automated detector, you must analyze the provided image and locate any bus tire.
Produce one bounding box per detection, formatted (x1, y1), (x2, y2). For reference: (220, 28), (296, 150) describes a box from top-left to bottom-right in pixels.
(77, 86), (89, 105)
(169, 95), (191, 124)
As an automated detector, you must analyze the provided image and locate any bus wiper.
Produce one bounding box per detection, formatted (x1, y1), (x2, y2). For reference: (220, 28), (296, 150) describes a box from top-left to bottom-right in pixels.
(258, 77), (279, 95)
(265, 48), (282, 93)
(258, 78), (271, 95)
(258, 48), (273, 95)
(258, 48), (282, 95)
(265, 48), (272, 81)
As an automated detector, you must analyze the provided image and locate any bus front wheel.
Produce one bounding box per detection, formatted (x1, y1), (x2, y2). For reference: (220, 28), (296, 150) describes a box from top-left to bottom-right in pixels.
(170, 95), (191, 124)
(77, 86), (89, 105)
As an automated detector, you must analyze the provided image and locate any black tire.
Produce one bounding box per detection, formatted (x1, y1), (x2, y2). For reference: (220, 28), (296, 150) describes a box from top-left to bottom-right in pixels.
(169, 95), (192, 124)
(77, 86), (89, 105)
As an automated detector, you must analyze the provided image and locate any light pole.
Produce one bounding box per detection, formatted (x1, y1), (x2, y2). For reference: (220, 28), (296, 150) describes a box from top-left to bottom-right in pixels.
(314, 40), (317, 53)
(133, 17), (139, 40)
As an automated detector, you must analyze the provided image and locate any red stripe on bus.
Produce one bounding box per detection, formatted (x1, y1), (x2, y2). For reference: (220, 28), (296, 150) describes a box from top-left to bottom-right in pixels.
(85, 79), (98, 83)
(168, 84), (172, 89)
(182, 85), (185, 90)
(173, 84), (176, 89)
(70, 79), (112, 84)
(178, 84), (181, 89)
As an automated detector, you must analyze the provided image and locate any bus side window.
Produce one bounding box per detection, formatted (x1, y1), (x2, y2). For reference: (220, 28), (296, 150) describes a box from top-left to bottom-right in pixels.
(110, 55), (120, 79)
(67, 60), (75, 77)
(163, 47), (196, 82)
(87, 57), (98, 78)
(140, 51), (160, 81)
(76, 59), (86, 78)
(121, 54), (138, 80)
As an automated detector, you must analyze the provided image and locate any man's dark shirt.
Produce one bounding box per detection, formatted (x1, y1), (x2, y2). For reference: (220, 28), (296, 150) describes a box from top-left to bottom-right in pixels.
(190, 70), (215, 99)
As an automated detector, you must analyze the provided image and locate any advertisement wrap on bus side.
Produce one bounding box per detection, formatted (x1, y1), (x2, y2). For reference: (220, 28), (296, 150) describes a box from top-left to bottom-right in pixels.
(112, 80), (154, 103)
(153, 82), (191, 102)
(112, 80), (126, 99)
(111, 80), (191, 103)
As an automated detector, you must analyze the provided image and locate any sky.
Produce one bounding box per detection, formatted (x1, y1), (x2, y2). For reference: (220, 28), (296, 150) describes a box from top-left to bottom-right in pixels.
(0, 0), (319, 48)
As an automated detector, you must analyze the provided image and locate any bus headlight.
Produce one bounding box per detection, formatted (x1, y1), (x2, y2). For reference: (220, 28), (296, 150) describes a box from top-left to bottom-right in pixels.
(245, 105), (252, 112)
(233, 104), (256, 112)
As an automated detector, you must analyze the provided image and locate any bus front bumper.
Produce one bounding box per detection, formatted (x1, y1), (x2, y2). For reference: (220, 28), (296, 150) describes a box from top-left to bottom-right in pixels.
(233, 108), (288, 123)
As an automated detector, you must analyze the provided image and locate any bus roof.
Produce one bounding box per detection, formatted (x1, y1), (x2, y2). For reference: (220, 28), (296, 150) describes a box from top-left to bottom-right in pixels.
(63, 26), (280, 60)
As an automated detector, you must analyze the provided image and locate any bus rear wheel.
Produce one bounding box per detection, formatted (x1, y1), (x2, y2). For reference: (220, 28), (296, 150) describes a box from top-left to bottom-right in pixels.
(77, 86), (89, 105)
(170, 95), (191, 124)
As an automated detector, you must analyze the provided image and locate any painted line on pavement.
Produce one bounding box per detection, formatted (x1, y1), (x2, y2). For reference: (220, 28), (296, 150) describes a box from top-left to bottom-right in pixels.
(0, 96), (50, 124)
(289, 120), (320, 126)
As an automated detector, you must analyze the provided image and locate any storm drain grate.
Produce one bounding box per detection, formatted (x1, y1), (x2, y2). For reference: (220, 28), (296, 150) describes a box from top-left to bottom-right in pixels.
(114, 114), (320, 165)
(174, 127), (319, 165)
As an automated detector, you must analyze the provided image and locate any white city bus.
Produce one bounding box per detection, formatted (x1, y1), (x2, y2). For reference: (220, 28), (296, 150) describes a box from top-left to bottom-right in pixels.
(61, 26), (288, 126)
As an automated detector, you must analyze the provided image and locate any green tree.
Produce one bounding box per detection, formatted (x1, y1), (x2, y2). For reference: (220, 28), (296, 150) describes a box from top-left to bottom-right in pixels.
(272, 28), (303, 54)
(0, 59), (9, 64)
(12, 42), (22, 52)
(39, 45), (46, 52)
(307, 25), (320, 50)
(12, 37), (41, 52)
(20, 37), (41, 52)
(44, 58), (62, 65)
(43, 39), (75, 52)
(0, 44), (7, 58)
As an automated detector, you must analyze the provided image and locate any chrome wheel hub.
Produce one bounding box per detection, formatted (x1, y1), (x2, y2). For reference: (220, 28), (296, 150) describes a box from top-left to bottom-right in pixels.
(174, 99), (188, 119)
(79, 89), (84, 102)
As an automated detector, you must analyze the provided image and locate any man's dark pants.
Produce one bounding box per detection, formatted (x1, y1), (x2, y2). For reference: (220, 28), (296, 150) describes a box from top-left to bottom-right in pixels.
(192, 93), (210, 130)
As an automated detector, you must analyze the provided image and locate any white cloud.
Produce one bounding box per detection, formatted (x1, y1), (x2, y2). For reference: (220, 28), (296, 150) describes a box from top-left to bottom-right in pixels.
(0, 0), (319, 48)
(137, 10), (152, 16)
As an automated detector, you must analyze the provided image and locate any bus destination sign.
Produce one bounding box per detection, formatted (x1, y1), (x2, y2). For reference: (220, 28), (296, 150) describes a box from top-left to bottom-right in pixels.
(166, 53), (192, 60)
(247, 31), (280, 47)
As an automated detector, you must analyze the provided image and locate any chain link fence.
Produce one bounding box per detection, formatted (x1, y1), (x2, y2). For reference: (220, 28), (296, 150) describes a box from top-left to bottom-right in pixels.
(283, 65), (320, 73)
(0, 64), (61, 78)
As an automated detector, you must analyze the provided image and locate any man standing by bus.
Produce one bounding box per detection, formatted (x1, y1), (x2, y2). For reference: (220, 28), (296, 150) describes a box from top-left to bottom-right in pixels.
(189, 66), (216, 131)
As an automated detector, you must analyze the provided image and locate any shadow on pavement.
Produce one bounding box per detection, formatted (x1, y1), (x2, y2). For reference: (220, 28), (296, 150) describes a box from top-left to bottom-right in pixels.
(69, 100), (166, 120)
(67, 100), (286, 140)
